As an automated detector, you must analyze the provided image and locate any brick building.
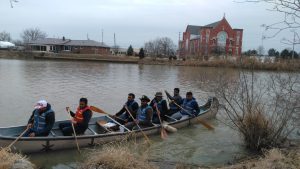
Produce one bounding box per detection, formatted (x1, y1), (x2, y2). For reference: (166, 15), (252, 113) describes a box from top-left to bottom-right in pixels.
(180, 16), (243, 59)
(27, 37), (110, 55)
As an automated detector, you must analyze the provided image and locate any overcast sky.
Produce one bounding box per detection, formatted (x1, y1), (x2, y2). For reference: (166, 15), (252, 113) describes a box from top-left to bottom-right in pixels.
(0, 0), (299, 52)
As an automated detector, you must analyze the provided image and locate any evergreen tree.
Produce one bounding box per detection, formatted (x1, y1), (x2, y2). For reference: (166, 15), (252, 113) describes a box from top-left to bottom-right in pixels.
(280, 49), (290, 59)
(268, 48), (277, 57)
(139, 48), (145, 59)
(127, 45), (134, 56)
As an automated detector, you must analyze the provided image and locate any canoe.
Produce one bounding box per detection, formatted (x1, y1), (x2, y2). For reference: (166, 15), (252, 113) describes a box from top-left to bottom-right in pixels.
(0, 97), (219, 153)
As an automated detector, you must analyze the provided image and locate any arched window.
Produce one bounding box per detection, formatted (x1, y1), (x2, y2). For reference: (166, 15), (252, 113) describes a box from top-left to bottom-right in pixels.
(217, 31), (228, 47)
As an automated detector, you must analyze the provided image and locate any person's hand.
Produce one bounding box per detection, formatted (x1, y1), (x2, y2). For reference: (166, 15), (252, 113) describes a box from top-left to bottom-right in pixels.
(71, 119), (77, 124)
(134, 119), (139, 124)
(27, 123), (33, 129)
(154, 103), (157, 108)
(66, 107), (70, 112)
(124, 119), (128, 123)
(29, 132), (35, 137)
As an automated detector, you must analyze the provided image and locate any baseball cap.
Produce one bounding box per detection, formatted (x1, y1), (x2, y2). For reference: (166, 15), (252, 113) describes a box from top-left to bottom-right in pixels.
(34, 100), (47, 109)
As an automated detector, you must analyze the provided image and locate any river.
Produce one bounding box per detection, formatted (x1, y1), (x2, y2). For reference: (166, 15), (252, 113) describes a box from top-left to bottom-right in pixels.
(0, 58), (249, 168)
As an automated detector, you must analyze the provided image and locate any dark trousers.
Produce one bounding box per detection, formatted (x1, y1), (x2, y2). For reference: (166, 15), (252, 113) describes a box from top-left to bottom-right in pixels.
(59, 122), (85, 136)
(23, 128), (49, 137)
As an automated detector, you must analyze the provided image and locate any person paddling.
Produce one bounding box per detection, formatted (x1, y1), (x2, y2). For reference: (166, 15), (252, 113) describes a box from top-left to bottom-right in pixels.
(113, 93), (139, 124)
(125, 95), (153, 130)
(170, 92), (200, 121)
(150, 92), (168, 123)
(59, 98), (92, 136)
(165, 88), (183, 116)
(24, 100), (55, 137)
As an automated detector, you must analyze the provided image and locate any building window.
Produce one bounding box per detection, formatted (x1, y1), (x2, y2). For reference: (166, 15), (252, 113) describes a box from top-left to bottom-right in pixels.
(64, 46), (71, 51)
(236, 47), (239, 55)
(236, 31), (240, 46)
(217, 31), (227, 47)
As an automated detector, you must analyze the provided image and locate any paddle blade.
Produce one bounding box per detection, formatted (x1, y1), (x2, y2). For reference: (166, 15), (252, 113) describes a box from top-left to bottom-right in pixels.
(163, 124), (177, 133)
(90, 106), (108, 115)
(197, 119), (214, 130)
(161, 128), (168, 140)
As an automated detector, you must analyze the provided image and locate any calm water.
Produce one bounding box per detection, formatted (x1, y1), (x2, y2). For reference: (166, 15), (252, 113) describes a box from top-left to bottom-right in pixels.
(0, 58), (245, 168)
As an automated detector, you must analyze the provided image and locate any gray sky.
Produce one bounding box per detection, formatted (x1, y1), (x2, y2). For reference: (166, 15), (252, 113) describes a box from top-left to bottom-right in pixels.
(1, 0), (299, 52)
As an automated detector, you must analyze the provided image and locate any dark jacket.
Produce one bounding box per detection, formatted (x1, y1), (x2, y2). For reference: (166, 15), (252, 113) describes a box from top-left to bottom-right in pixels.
(166, 91), (183, 111)
(70, 107), (92, 133)
(149, 99), (168, 119)
(115, 100), (139, 119)
(28, 103), (55, 136)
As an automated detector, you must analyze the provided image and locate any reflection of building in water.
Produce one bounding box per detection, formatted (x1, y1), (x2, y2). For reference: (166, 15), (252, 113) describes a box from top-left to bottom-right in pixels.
(179, 15), (243, 59)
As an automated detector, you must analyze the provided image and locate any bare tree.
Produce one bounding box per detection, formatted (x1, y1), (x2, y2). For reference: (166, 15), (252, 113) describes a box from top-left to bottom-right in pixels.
(21, 28), (47, 43)
(215, 69), (300, 151)
(0, 31), (11, 42)
(9, 0), (18, 8)
(144, 37), (176, 58)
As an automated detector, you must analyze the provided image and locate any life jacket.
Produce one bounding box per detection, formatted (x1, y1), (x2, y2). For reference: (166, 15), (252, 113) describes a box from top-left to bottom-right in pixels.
(33, 108), (53, 133)
(180, 99), (195, 115)
(74, 106), (91, 123)
(137, 105), (152, 122)
(153, 99), (164, 115)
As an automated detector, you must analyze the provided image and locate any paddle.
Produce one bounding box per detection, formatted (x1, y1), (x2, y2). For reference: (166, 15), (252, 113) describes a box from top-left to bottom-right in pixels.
(124, 106), (151, 145)
(6, 127), (29, 150)
(154, 104), (168, 139)
(89, 106), (125, 122)
(66, 108), (81, 153)
(172, 101), (214, 130)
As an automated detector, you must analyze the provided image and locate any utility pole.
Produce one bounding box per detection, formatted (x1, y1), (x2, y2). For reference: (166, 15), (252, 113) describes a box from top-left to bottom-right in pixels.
(292, 31), (295, 59)
(114, 33), (116, 47)
(101, 29), (103, 43)
(178, 32), (181, 58)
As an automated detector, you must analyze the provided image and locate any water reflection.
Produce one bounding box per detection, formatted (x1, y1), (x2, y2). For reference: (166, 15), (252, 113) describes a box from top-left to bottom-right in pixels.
(0, 59), (246, 168)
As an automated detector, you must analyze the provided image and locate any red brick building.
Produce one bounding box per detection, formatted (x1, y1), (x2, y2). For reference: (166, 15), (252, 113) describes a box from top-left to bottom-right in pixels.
(180, 16), (243, 59)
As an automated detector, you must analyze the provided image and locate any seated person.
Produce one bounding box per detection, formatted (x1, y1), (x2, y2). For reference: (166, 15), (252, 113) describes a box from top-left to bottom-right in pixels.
(125, 95), (153, 130)
(113, 93), (139, 124)
(165, 88), (183, 116)
(150, 92), (168, 123)
(24, 100), (55, 137)
(59, 98), (92, 136)
(170, 92), (200, 121)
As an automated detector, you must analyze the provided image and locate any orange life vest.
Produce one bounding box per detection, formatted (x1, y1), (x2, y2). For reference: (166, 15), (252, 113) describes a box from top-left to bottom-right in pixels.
(74, 106), (91, 123)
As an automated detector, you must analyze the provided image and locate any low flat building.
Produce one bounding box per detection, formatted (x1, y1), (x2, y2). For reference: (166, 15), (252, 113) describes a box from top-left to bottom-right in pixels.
(27, 37), (110, 55)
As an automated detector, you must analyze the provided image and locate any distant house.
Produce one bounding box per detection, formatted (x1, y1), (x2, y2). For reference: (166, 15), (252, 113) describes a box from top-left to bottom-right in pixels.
(0, 41), (15, 50)
(27, 37), (110, 55)
(180, 16), (243, 58)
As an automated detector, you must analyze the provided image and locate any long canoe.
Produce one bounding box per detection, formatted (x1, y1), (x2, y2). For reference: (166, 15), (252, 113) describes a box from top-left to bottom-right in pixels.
(0, 97), (219, 153)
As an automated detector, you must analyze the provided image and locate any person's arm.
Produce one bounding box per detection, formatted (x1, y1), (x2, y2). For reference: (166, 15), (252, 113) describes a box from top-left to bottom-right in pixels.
(161, 100), (168, 116)
(70, 110), (75, 117)
(165, 91), (175, 100)
(115, 107), (125, 116)
(129, 102), (139, 118)
(27, 111), (34, 124)
(139, 108), (153, 126)
(36, 112), (55, 136)
(193, 101), (200, 116)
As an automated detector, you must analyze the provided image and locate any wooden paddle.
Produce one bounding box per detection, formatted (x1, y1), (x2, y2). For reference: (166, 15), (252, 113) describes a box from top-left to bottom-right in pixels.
(172, 101), (214, 130)
(124, 106), (151, 145)
(89, 106), (125, 122)
(6, 127), (29, 150)
(66, 108), (81, 153)
(154, 105), (168, 139)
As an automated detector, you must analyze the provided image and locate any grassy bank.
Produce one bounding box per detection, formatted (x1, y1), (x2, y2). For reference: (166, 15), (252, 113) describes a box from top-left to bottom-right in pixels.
(0, 148), (34, 169)
(139, 57), (300, 71)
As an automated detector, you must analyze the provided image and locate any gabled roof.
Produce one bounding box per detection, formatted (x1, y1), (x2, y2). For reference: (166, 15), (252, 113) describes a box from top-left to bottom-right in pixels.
(186, 25), (202, 35)
(203, 20), (221, 28)
(27, 38), (110, 48)
(28, 38), (70, 45)
(65, 40), (110, 48)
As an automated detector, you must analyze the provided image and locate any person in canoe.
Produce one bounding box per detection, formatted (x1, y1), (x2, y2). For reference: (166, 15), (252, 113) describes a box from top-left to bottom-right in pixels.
(165, 88), (183, 116)
(59, 98), (92, 136)
(170, 91), (200, 120)
(113, 93), (139, 124)
(125, 95), (153, 130)
(24, 100), (55, 137)
(149, 92), (168, 123)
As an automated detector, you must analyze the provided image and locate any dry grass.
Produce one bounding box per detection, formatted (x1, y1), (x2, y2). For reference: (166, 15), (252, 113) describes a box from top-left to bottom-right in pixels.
(217, 148), (300, 169)
(81, 142), (157, 169)
(0, 148), (34, 169)
(237, 108), (274, 151)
